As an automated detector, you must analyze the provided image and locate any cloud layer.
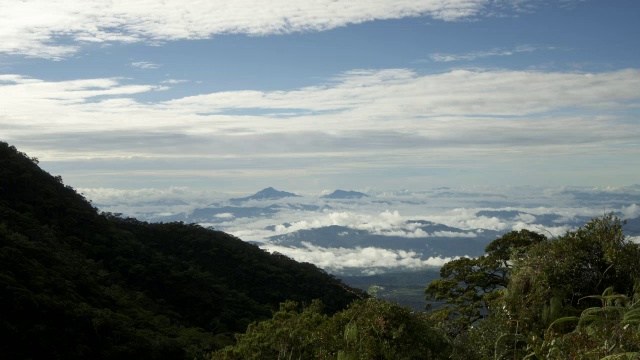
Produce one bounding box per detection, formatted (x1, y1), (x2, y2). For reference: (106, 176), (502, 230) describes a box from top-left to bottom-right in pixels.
(1, 0), (496, 58)
(79, 185), (640, 274)
(0, 69), (640, 163)
(262, 242), (464, 273)
(3, 68), (639, 151)
(2, 66), (639, 189)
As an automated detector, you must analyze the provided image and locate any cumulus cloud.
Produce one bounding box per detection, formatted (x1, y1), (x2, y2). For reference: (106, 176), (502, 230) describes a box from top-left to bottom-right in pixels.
(514, 213), (537, 223)
(0, 0), (500, 58)
(262, 242), (464, 273)
(621, 204), (640, 220)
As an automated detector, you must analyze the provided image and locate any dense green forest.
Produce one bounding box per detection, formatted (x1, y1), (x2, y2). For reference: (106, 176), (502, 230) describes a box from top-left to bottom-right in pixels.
(0, 142), (364, 359)
(2, 141), (640, 359)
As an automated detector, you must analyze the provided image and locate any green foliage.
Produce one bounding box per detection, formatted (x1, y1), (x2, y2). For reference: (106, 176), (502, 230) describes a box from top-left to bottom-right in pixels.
(425, 229), (546, 335)
(529, 286), (640, 359)
(0, 141), (363, 359)
(504, 214), (640, 336)
(328, 298), (450, 359)
(211, 298), (450, 360)
(425, 214), (640, 359)
(211, 300), (330, 360)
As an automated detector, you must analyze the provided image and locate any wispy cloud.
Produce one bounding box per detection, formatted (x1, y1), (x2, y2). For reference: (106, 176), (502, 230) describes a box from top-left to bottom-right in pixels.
(161, 79), (189, 84)
(0, 69), (640, 157)
(429, 45), (554, 62)
(0, 0), (553, 59)
(2, 68), (639, 188)
(131, 61), (161, 70)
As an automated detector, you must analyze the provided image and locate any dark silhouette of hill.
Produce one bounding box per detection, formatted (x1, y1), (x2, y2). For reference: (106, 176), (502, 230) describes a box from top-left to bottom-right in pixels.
(0, 142), (364, 359)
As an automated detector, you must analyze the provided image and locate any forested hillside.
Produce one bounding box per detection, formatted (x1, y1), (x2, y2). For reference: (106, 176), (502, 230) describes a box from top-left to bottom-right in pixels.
(0, 142), (364, 359)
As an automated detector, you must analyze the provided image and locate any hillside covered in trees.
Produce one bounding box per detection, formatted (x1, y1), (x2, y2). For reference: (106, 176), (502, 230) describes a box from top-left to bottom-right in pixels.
(0, 142), (364, 359)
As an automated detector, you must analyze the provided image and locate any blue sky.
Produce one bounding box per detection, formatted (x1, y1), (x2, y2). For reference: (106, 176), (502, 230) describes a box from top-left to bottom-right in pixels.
(1, 0), (639, 192)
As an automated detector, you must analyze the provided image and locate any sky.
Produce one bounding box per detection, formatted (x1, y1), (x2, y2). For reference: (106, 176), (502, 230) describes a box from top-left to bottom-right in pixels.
(1, 0), (639, 193)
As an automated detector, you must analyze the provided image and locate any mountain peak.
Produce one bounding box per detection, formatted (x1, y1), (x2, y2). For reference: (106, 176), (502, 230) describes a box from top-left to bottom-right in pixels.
(229, 187), (301, 203)
(321, 190), (369, 199)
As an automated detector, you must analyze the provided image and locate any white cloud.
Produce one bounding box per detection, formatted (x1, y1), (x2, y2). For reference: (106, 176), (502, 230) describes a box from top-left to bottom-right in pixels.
(0, 0), (497, 58)
(214, 213), (235, 219)
(514, 213), (536, 223)
(4, 68), (638, 139)
(131, 61), (161, 70)
(163, 68), (640, 119)
(429, 45), (553, 62)
(262, 242), (464, 273)
(425, 208), (510, 231)
(265, 210), (409, 236)
(0, 74), (41, 84)
(161, 79), (189, 84)
(78, 186), (224, 205)
(511, 222), (569, 238)
(431, 231), (477, 238)
(254, 209), (472, 239)
(3, 68), (639, 188)
(621, 204), (640, 220)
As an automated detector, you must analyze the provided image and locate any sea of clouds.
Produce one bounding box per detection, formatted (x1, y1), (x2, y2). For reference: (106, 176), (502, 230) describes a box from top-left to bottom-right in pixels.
(81, 185), (640, 275)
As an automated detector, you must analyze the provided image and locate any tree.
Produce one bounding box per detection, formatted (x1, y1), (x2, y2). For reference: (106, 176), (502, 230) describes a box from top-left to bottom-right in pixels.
(504, 214), (640, 336)
(425, 229), (546, 335)
(211, 298), (450, 360)
(212, 300), (330, 360)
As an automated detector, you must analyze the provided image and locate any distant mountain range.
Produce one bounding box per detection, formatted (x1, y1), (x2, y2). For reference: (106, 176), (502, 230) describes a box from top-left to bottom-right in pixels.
(228, 187), (369, 202)
(82, 183), (640, 282)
